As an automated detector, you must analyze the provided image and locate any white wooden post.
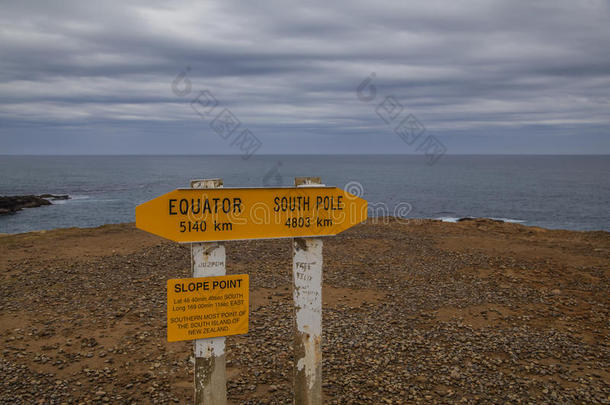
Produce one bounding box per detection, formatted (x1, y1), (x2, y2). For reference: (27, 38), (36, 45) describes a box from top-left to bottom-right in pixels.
(292, 177), (323, 405)
(191, 178), (227, 405)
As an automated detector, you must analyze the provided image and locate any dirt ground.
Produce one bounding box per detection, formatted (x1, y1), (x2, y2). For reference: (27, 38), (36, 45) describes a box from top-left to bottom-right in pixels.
(1, 219), (609, 404)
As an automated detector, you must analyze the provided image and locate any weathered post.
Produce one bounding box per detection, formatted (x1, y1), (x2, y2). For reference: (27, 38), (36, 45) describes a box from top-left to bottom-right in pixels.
(292, 177), (323, 405)
(191, 178), (227, 405)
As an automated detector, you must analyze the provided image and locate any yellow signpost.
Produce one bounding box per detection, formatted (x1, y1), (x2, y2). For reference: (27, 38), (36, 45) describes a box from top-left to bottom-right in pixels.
(167, 275), (249, 342)
(135, 187), (368, 243)
(137, 180), (368, 405)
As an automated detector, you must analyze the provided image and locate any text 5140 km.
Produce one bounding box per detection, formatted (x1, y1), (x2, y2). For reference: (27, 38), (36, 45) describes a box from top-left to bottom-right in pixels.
(179, 220), (231, 233)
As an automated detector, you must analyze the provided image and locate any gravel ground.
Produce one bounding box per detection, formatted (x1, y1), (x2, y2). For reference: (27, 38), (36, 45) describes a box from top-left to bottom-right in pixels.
(0, 219), (609, 404)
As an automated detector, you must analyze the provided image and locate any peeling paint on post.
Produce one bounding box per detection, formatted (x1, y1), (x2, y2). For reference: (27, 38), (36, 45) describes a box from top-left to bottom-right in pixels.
(293, 177), (323, 405)
(191, 178), (227, 405)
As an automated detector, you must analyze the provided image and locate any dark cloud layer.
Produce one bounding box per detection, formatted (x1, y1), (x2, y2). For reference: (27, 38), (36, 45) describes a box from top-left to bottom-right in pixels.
(1, 0), (609, 154)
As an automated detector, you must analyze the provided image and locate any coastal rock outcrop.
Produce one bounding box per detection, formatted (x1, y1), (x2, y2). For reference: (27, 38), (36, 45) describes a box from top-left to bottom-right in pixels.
(0, 194), (69, 215)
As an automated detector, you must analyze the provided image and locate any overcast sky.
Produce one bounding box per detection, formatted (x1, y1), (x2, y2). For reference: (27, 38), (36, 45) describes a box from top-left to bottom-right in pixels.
(1, 0), (609, 154)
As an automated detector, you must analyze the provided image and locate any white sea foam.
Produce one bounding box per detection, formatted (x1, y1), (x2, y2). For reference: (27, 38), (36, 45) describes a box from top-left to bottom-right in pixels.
(489, 217), (525, 224)
(436, 216), (460, 223)
(436, 216), (525, 224)
(51, 195), (91, 204)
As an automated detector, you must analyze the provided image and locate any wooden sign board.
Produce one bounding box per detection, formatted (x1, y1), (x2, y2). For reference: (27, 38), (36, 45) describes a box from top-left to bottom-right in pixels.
(167, 274), (249, 342)
(136, 187), (367, 243)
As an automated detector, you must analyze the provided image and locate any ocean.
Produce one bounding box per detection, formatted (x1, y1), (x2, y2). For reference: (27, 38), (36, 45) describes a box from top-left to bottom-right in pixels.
(0, 155), (609, 233)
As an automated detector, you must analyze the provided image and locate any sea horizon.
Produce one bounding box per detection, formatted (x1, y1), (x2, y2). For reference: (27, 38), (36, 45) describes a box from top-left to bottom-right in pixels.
(2, 153), (610, 156)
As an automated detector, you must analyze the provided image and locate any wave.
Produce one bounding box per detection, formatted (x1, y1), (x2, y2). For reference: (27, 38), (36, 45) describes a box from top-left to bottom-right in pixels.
(489, 217), (525, 224)
(436, 216), (525, 224)
(51, 195), (90, 204)
(435, 216), (460, 223)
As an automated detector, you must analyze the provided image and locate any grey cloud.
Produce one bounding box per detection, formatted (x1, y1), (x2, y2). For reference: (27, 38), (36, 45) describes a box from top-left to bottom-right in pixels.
(0, 0), (609, 154)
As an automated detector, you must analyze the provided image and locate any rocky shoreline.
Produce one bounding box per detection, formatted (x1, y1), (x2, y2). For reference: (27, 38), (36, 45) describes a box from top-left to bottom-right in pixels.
(0, 194), (69, 215)
(0, 219), (608, 403)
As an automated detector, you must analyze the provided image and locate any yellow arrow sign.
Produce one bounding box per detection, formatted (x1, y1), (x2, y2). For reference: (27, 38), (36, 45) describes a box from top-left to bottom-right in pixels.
(136, 187), (367, 242)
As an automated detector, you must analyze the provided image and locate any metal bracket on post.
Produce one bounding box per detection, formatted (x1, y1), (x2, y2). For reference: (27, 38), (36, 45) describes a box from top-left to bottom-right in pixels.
(191, 178), (227, 405)
(293, 177), (324, 405)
